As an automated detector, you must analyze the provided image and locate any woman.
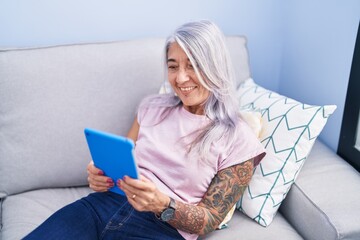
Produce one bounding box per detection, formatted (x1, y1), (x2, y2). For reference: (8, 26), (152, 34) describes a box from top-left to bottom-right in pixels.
(25, 20), (265, 240)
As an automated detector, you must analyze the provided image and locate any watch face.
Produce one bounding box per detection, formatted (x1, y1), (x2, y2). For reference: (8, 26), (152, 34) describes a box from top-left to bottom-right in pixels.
(161, 208), (175, 221)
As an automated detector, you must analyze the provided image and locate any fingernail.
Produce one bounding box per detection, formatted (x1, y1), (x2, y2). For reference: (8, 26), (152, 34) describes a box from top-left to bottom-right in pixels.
(108, 183), (114, 187)
(98, 170), (104, 175)
(107, 178), (113, 183)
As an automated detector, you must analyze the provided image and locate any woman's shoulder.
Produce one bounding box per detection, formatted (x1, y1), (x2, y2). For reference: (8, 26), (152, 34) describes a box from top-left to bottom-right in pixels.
(137, 94), (180, 125)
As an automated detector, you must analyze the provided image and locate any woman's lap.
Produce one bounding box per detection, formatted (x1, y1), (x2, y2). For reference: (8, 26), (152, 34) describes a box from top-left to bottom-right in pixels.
(24, 192), (184, 240)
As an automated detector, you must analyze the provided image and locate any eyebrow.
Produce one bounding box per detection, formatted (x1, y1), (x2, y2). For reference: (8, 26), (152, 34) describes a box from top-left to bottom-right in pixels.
(166, 58), (191, 63)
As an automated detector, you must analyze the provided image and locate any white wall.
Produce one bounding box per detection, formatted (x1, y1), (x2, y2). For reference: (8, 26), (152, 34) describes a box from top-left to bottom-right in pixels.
(279, 0), (360, 151)
(0, 0), (282, 91)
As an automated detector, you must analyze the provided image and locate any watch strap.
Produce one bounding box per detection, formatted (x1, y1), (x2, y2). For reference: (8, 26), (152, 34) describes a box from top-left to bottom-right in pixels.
(156, 197), (176, 221)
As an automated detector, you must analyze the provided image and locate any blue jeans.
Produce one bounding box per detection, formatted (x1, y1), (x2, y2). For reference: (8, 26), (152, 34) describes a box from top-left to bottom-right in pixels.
(24, 192), (185, 240)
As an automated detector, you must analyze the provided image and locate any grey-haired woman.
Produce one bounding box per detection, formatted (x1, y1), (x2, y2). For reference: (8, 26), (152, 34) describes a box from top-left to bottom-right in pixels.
(24, 20), (265, 240)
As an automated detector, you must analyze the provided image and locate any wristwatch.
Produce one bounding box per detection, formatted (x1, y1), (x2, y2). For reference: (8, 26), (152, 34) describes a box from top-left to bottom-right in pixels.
(159, 197), (176, 222)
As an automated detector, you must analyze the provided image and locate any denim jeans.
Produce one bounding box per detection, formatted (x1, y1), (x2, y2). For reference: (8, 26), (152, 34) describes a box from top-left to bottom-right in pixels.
(24, 192), (185, 240)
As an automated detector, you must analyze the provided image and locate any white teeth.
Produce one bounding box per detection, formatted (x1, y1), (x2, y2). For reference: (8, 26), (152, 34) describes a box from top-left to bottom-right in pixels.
(180, 86), (195, 92)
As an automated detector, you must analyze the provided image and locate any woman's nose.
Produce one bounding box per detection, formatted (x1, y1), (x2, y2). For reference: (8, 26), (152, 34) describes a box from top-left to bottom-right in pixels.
(176, 69), (189, 84)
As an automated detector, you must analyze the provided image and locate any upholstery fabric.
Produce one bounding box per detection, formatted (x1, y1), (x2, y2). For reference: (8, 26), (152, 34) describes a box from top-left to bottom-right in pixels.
(0, 39), (165, 197)
(280, 141), (360, 240)
(1, 187), (301, 240)
(1, 187), (93, 240)
(200, 209), (303, 240)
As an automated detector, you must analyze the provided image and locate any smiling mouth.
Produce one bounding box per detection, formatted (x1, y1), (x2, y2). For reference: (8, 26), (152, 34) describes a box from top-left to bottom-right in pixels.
(179, 86), (196, 93)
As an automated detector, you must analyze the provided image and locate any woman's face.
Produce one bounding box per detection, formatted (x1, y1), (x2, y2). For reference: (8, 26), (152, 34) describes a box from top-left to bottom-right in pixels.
(167, 42), (210, 115)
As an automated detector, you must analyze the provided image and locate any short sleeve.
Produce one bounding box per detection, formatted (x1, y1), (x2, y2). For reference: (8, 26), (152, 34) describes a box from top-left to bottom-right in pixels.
(218, 120), (266, 171)
(137, 98), (169, 127)
(137, 102), (148, 125)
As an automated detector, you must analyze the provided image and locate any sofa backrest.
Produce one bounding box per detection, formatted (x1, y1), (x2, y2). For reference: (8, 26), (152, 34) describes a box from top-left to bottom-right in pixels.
(0, 36), (251, 197)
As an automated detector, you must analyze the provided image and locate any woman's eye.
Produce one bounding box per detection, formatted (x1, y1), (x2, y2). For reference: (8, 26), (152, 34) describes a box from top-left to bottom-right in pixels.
(168, 65), (177, 70)
(187, 64), (195, 71)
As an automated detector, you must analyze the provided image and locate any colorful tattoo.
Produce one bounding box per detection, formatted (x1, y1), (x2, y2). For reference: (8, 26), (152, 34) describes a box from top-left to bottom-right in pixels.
(169, 201), (205, 234)
(169, 158), (254, 235)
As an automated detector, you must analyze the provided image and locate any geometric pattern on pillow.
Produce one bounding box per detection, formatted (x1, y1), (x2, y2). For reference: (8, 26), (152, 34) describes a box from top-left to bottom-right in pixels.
(236, 78), (336, 227)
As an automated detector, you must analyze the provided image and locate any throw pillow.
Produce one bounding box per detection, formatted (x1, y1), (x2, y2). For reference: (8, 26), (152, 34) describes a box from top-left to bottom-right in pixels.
(236, 78), (336, 227)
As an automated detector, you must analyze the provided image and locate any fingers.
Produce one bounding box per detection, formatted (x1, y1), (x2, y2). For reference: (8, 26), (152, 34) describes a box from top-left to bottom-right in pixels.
(122, 175), (153, 190)
(139, 175), (151, 182)
(87, 161), (103, 175)
(118, 177), (139, 198)
(118, 176), (159, 212)
(118, 176), (146, 196)
(88, 175), (114, 192)
(87, 161), (113, 192)
(120, 182), (148, 211)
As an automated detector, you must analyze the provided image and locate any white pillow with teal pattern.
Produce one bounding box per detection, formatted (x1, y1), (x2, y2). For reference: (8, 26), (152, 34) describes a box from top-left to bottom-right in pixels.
(236, 78), (336, 227)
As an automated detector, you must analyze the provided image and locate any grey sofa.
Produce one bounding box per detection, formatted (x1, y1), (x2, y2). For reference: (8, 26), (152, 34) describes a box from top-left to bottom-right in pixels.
(1, 36), (360, 240)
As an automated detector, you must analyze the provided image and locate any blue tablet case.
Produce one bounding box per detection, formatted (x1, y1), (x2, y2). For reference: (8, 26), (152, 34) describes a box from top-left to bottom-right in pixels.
(84, 128), (139, 195)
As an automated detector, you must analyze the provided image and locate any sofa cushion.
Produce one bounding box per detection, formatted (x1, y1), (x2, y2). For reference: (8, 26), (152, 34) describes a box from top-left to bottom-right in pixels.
(236, 78), (336, 226)
(1, 187), (302, 240)
(200, 210), (303, 240)
(0, 39), (166, 197)
(225, 36), (251, 87)
(1, 187), (93, 240)
(280, 140), (360, 240)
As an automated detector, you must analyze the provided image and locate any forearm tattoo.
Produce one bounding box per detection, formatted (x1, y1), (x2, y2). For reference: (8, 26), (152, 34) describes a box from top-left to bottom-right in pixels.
(169, 158), (254, 235)
(169, 201), (206, 234)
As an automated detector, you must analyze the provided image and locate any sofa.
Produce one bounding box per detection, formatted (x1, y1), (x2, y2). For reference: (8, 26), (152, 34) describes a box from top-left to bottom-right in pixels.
(1, 36), (360, 240)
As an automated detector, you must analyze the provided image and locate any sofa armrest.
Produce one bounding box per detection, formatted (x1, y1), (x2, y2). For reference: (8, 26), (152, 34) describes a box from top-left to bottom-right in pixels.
(279, 140), (360, 240)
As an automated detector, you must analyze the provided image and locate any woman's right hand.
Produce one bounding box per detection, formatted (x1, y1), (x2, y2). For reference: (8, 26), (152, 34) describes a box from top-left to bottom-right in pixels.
(87, 161), (114, 192)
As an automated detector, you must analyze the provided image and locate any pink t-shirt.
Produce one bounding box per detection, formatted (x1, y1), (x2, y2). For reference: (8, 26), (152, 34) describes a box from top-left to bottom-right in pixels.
(135, 103), (265, 240)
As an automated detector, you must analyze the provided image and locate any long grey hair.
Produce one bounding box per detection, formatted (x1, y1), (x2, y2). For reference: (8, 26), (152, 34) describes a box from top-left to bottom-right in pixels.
(142, 20), (240, 161)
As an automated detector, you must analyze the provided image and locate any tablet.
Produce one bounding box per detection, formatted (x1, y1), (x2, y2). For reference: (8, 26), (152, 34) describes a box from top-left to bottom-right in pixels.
(84, 128), (139, 195)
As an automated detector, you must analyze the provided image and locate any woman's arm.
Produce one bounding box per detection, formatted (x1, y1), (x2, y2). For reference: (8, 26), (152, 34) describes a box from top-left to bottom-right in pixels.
(120, 117), (255, 235)
(169, 158), (254, 235)
(127, 116), (140, 143)
(119, 158), (254, 235)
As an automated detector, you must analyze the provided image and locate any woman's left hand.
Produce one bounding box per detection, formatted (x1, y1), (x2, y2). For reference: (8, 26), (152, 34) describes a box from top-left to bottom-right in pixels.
(118, 175), (169, 215)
